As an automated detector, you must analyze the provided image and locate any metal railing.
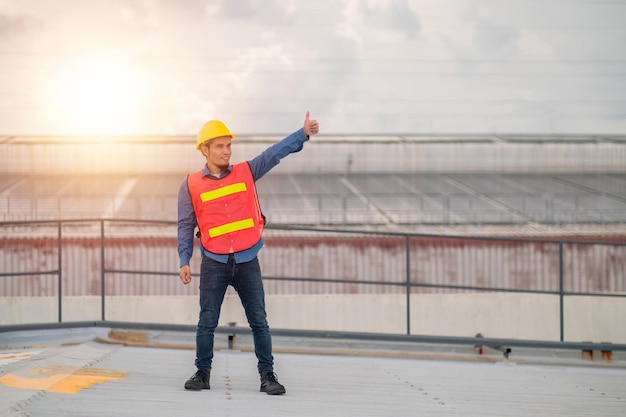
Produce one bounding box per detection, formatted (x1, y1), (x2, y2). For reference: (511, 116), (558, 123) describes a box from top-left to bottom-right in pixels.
(1, 218), (626, 353)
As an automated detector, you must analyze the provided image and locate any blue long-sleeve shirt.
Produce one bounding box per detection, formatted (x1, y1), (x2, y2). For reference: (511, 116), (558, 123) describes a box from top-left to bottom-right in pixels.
(177, 128), (309, 267)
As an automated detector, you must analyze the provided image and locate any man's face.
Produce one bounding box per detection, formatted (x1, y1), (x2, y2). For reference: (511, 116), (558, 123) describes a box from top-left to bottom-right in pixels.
(203, 136), (232, 172)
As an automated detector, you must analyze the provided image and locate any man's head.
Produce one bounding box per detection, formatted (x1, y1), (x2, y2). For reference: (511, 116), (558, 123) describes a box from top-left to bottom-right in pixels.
(196, 120), (235, 173)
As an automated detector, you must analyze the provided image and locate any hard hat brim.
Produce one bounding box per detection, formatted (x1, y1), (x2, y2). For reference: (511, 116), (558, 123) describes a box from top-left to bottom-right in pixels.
(196, 134), (236, 150)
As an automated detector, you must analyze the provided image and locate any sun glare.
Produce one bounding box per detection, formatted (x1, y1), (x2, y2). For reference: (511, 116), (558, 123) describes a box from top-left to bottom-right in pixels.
(43, 56), (147, 136)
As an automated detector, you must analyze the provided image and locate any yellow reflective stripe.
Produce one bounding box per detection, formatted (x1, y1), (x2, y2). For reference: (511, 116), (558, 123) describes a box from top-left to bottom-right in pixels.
(208, 218), (255, 238)
(200, 183), (247, 202)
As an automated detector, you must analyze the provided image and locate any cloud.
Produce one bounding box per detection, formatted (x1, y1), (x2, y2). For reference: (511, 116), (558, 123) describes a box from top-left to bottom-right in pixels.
(210, 0), (295, 22)
(0, 0), (624, 135)
(472, 18), (519, 57)
(338, 0), (421, 45)
(0, 13), (39, 40)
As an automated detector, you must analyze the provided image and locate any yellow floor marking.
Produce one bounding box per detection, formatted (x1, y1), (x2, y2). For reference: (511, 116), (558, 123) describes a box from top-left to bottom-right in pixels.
(0, 366), (128, 394)
(0, 351), (40, 366)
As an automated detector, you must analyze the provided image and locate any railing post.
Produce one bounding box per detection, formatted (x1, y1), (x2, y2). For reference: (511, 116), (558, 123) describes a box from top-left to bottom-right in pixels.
(57, 221), (62, 323)
(405, 235), (411, 335)
(559, 241), (564, 342)
(101, 219), (106, 321)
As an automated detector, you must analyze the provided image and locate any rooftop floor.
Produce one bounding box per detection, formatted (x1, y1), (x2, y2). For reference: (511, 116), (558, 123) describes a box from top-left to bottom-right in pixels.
(1, 327), (625, 417)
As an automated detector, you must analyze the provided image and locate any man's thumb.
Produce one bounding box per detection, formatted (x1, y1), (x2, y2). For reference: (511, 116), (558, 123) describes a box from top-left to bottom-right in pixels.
(305, 111), (310, 121)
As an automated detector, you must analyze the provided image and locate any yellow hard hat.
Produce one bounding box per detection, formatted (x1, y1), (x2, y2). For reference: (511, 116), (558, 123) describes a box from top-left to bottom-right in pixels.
(196, 120), (235, 150)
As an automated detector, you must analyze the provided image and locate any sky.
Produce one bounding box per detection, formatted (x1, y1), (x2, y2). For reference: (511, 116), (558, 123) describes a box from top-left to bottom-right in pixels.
(0, 0), (625, 136)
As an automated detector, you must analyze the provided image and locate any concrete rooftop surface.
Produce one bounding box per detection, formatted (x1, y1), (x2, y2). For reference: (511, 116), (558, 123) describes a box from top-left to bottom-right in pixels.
(1, 327), (625, 417)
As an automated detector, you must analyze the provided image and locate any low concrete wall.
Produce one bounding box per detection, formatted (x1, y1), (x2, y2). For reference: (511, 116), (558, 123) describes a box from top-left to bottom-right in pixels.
(1, 294), (624, 343)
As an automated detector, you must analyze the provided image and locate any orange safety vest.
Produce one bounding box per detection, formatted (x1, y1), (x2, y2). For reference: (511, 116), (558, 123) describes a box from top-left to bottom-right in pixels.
(187, 162), (264, 254)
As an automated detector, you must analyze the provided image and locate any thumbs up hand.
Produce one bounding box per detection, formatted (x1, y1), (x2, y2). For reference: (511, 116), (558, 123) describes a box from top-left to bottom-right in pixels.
(303, 111), (319, 137)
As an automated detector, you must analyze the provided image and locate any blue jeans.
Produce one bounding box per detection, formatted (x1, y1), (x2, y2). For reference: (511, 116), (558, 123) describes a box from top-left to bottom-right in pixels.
(195, 253), (274, 373)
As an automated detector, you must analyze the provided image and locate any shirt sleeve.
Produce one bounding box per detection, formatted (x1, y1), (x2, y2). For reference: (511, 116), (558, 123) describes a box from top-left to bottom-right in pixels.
(177, 177), (197, 267)
(248, 128), (309, 181)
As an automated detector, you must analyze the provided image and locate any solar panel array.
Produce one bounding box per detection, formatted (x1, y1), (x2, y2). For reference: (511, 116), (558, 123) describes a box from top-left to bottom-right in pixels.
(1, 171), (625, 225)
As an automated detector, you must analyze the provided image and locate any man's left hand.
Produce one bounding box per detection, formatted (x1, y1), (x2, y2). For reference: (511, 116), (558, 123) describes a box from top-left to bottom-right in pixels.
(303, 111), (319, 136)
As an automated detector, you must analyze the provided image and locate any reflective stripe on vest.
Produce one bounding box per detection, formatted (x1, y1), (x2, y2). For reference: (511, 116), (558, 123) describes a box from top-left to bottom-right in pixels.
(200, 182), (247, 202)
(208, 218), (255, 238)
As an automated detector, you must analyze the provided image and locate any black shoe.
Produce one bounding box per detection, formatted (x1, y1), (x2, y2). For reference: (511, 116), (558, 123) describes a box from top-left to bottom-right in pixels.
(184, 369), (210, 390)
(260, 371), (286, 395)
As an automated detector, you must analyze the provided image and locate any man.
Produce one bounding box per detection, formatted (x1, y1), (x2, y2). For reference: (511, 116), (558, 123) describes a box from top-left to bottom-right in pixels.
(177, 112), (319, 395)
